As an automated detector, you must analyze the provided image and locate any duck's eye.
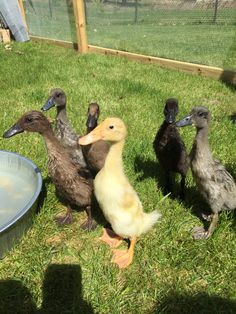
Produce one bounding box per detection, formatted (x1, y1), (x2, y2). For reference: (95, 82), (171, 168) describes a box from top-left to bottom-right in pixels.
(109, 125), (114, 129)
(199, 112), (207, 118)
(25, 117), (33, 123)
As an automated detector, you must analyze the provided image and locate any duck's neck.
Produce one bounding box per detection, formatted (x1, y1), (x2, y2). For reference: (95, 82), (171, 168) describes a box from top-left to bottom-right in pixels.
(41, 128), (64, 156)
(87, 124), (97, 135)
(56, 106), (67, 120)
(103, 140), (125, 173)
(191, 126), (211, 159)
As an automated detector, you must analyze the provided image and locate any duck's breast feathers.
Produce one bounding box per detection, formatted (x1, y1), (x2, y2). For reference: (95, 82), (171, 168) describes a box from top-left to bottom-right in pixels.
(95, 169), (140, 210)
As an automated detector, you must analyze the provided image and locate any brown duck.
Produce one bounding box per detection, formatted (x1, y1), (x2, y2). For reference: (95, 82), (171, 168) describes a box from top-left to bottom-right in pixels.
(3, 110), (96, 230)
(82, 103), (110, 177)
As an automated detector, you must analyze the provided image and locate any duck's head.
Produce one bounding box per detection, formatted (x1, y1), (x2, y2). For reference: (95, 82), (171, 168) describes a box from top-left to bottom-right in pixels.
(163, 98), (179, 123)
(79, 117), (127, 145)
(176, 106), (210, 129)
(86, 102), (100, 132)
(3, 111), (52, 138)
(41, 88), (66, 111)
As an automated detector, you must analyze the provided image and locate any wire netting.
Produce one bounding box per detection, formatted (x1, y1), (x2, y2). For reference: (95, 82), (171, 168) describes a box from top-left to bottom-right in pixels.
(24, 0), (236, 69)
(24, 0), (77, 42)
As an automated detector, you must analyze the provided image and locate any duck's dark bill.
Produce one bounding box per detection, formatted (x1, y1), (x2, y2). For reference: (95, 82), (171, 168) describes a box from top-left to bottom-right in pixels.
(86, 114), (97, 129)
(176, 115), (192, 127)
(3, 124), (24, 138)
(165, 111), (176, 124)
(41, 98), (55, 111)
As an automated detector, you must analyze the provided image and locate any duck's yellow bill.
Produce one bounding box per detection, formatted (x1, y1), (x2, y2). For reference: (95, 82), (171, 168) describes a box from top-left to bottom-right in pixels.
(79, 129), (102, 145)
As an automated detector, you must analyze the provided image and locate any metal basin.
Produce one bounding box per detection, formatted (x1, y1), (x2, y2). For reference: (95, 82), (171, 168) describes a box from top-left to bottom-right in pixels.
(0, 150), (42, 258)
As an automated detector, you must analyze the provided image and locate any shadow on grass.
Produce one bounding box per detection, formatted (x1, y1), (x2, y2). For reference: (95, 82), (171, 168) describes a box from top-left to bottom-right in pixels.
(229, 112), (236, 123)
(0, 264), (94, 314)
(40, 264), (94, 314)
(153, 291), (236, 314)
(134, 155), (188, 200)
(37, 176), (51, 214)
(134, 155), (215, 230)
(0, 279), (37, 313)
(134, 155), (236, 232)
(220, 70), (236, 93)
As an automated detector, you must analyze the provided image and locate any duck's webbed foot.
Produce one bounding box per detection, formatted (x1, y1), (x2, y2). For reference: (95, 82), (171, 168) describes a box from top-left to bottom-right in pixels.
(192, 213), (219, 240)
(99, 228), (123, 248)
(80, 218), (97, 231)
(192, 226), (208, 240)
(112, 249), (132, 269)
(112, 237), (136, 269)
(201, 213), (213, 221)
(55, 206), (73, 225)
(80, 205), (97, 231)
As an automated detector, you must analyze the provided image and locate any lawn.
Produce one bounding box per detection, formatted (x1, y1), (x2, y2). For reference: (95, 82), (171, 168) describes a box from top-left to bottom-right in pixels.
(24, 1), (236, 69)
(0, 41), (236, 313)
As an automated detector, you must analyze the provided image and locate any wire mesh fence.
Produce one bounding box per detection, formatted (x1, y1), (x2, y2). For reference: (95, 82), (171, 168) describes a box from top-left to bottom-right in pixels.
(24, 0), (236, 69)
(24, 0), (77, 42)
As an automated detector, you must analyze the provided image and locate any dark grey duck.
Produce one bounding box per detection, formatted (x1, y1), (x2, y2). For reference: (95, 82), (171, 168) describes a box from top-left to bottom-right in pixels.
(41, 88), (87, 170)
(176, 106), (236, 239)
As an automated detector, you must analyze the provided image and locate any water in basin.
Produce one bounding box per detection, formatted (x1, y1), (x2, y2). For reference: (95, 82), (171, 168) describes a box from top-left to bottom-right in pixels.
(0, 170), (37, 227)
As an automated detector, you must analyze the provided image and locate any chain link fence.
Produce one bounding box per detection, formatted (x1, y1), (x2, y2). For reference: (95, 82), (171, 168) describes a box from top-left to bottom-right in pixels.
(24, 0), (236, 69)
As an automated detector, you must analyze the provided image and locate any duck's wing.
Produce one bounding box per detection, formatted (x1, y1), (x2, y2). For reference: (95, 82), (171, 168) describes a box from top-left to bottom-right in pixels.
(120, 184), (143, 216)
(55, 117), (88, 168)
(212, 159), (236, 192)
(55, 116), (79, 145)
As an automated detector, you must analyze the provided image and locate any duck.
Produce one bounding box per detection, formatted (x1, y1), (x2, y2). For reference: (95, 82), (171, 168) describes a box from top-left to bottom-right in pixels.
(41, 88), (88, 170)
(79, 117), (161, 268)
(153, 98), (189, 199)
(82, 102), (110, 176)
(176, 106), (236, 239)
(3, 110), (96, 230)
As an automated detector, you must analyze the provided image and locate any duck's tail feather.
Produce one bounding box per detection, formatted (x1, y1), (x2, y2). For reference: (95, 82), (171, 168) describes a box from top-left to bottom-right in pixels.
(142, 210), (162, 234)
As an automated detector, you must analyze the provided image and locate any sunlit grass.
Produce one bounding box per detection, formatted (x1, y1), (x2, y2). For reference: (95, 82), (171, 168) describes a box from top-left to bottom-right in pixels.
(0, 41), (236, 313)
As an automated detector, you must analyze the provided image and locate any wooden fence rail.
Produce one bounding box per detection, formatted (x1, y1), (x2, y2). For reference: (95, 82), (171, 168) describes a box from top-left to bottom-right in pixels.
(19, 0), (236, 85)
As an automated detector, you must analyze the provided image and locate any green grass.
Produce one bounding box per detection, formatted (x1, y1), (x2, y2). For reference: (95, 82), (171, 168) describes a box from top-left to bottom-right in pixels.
(24, 1), (236, 69)
(0, 41), (236, 313)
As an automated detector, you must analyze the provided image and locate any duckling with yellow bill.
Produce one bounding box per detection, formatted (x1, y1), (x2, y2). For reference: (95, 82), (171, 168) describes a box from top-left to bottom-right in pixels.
(79, 117), (161, 268)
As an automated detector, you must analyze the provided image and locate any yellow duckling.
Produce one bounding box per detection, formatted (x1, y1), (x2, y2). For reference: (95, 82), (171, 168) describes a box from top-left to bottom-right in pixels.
(79, 117), (161, 268)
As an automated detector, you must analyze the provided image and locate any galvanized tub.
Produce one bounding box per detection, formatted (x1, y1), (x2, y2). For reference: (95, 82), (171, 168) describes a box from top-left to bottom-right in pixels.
(0, 150), (42, 258)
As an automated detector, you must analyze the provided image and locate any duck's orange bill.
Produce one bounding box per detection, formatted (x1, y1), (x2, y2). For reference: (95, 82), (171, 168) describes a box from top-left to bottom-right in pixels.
(79, 127), (102, 145)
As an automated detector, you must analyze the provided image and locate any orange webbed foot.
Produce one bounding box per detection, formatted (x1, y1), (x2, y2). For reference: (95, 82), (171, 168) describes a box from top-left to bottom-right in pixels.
(111, 249), (134, 269)
(99, 228), (123, 248)
(111, 237), (137, 269)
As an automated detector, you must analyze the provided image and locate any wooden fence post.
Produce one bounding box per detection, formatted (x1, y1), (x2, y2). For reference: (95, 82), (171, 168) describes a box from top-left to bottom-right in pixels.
(18, 0), (28, 31)
(72, 0), (88, 53)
